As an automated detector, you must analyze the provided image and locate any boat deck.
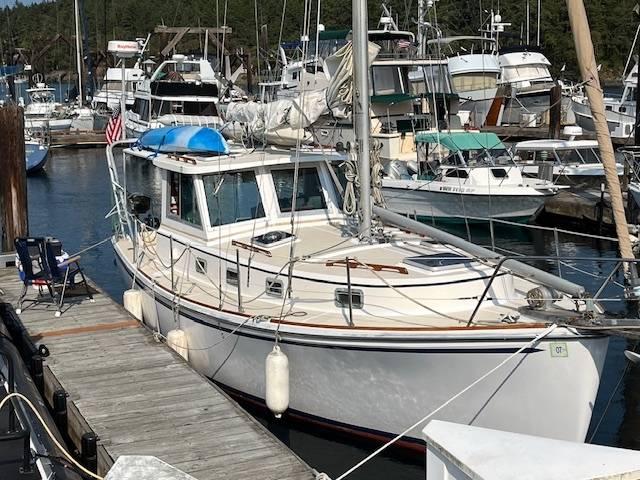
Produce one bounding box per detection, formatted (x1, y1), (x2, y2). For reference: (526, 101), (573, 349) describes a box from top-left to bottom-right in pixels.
(118, 223), (580, 330)
(0, 267), (315, 479)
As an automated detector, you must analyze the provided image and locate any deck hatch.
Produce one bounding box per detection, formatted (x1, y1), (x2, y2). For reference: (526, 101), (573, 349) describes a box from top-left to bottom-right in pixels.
(334, 288), (364, 309)
(252, 231), (294, 248)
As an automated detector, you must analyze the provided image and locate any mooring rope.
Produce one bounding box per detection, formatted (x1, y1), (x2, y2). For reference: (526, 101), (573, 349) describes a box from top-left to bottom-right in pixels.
(0, 392), (104, 480)
(335, 323), (559, 480)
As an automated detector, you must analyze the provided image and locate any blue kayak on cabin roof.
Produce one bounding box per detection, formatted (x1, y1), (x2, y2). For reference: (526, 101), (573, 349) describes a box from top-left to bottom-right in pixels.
(137, 126), (229, 155)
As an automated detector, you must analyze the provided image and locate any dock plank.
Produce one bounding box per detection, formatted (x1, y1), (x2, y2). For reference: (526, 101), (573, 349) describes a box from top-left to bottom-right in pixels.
(0, 268), (314, 479)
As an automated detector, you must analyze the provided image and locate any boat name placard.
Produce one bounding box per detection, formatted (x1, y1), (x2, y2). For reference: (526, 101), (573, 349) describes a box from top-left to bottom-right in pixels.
(549, 342), (568, 358)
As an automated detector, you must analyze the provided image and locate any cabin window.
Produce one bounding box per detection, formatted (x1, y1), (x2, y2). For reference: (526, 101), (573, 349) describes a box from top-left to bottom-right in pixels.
(444, 169), (469, 179)
(133, 98), (149, 119)
(620, 106), (627, 113)
(491, 168), (508, 178)
(266, 278), (284, 298)
(371, 66), (405, 96)
(272, 168), (327, 213)
(203, 171), (265, 226)
(167, 172), (202, 226)
(195, 257), (207, 275)
(451, 73), (497, 93)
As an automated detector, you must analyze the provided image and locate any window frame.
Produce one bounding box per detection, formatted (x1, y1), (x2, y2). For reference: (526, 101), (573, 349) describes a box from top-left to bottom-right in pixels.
(202, 169), (266, 228)
(270, 166), (331, 216)
(163, 171), (206, 233)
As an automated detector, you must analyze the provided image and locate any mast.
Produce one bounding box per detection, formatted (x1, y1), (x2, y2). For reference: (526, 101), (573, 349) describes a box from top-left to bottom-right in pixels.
(526, 1), (530, 45)
(353, 0), (372, 241)
(417, 0), (425, 56)
(536, 0), (541, 46)
(74, 0), (83, 105)
(565, 0), (636, 274)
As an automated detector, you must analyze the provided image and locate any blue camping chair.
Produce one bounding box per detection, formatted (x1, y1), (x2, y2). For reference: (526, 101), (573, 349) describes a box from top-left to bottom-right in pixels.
(15, 237), (93, 317)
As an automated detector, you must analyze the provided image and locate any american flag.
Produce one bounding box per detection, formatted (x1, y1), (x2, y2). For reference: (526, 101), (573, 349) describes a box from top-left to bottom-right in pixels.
(105, 104), (123, 145)
(397, 39), (412, 49)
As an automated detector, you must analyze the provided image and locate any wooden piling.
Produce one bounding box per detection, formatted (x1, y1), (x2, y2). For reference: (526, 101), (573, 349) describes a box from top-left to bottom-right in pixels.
(0, 105), (27, 253)
(548, 84), (562, 139)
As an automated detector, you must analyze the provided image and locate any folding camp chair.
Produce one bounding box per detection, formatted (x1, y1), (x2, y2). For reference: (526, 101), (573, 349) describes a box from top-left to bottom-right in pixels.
(14, 237), (93, 317)
(42, 238), (93, 317)
(14, 237), (53, 314)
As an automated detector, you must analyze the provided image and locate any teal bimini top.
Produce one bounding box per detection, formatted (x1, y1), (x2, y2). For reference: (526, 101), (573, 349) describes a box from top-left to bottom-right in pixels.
(415, 131), (505, 152)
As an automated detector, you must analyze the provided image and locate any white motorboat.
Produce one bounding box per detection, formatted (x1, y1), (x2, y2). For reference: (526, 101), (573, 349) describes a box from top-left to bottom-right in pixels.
(23, 83), (72, 131)
(514, 137), (625, 186)
(92, 64), (145, 111)
(572, 62), (637, 139)
(426, 36), (500, 128)
(125, 55), (225, 138)
(107, 125), (607, 448)
(382, 130), (561, 222)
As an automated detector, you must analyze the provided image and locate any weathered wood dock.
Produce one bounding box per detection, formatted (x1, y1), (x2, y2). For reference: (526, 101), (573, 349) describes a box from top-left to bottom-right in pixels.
(0, 267), (315, 480)
(50, 130), (107, 148)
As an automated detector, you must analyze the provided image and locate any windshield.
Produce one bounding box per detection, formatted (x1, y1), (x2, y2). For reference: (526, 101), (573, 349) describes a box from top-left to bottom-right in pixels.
(203, 171), (265, 226)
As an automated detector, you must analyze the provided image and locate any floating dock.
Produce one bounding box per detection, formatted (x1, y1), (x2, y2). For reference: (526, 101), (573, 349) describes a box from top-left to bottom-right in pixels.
(0, 266), (315, 479)
(50, 130), (107, 148)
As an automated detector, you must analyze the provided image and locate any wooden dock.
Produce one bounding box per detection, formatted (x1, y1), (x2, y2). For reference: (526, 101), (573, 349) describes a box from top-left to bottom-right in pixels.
(0, 267), (315, 480)
(50, 130), (107, 148)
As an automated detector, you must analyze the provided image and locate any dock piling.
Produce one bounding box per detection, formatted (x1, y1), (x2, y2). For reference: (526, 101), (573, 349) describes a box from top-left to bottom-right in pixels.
(0, 105), (27, 253)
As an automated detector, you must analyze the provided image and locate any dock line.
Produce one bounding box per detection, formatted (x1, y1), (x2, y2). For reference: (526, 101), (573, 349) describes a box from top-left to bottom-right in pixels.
(334, 323), (559, 480)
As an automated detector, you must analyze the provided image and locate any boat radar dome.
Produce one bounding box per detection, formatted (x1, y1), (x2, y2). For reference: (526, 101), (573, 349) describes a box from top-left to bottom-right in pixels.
(107, 40), (139, 58)
(562, 125), (583, 140)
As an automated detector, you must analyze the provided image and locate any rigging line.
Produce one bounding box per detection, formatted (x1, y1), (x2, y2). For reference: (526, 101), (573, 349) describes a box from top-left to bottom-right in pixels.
(0, 393), (104, 480)
(350, 257), (466, 322)
(587, 349), (634, 443)
(277, 0), (289, 71)
(335, 323), (559, 480)
(254, 0), (261, 81)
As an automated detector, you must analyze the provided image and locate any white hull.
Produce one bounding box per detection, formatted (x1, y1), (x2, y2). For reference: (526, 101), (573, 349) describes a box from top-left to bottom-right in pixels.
(572, 98), (636, 139)
(25, 118), (72, 131)
(115, 246), (608, 445)
(382, 182), (550, 221)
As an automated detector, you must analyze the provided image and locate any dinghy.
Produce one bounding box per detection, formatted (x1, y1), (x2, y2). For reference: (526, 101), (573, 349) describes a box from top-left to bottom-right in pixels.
(137, 126), (229, 155)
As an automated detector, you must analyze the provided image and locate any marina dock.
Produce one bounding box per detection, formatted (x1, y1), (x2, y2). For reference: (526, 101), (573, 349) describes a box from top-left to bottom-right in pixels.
(0, 266), (315, 480)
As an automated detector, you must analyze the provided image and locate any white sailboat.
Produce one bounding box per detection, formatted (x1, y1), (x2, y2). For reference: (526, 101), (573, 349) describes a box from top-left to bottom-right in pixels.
(106, 0), (609, 449)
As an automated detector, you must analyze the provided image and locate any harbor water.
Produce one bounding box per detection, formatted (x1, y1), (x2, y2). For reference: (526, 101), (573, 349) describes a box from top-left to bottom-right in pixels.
(25, 148), (639, 479)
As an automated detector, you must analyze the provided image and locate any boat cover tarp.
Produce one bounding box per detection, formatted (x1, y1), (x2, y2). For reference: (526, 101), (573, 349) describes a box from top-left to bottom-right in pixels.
(415, 131), (505, 151)
(137, 126), (229, 155)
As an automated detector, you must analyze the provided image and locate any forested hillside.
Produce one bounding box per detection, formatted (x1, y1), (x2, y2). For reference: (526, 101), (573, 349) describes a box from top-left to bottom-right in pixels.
(1, 0), (638, 81)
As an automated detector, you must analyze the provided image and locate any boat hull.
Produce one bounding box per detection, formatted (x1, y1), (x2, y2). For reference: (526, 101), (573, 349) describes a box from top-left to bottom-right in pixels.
(25, 142), (49, 173)
(381, 185), (549, 222)
(115, 246), (608, 446)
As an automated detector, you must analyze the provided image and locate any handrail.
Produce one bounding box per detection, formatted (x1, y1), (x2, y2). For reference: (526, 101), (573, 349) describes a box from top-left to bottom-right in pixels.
(466, 256), (640, 326)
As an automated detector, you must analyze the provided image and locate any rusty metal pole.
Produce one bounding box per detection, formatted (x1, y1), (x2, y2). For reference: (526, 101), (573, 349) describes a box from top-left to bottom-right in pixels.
(565, 0), (636, 278)
(0, 105), (27, 253)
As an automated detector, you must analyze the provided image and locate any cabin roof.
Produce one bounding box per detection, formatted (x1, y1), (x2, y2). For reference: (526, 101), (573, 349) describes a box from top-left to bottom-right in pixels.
(514, 139), (599, 151)
(415, 131), (505, 152)
(125, 145), (347, 175)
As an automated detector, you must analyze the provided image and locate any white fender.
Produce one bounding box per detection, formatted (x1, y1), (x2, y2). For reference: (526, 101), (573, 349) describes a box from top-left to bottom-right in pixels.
(123, 289), (143, 320)
(166, 329), (189, 361)
(265, 345), (289, 418)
